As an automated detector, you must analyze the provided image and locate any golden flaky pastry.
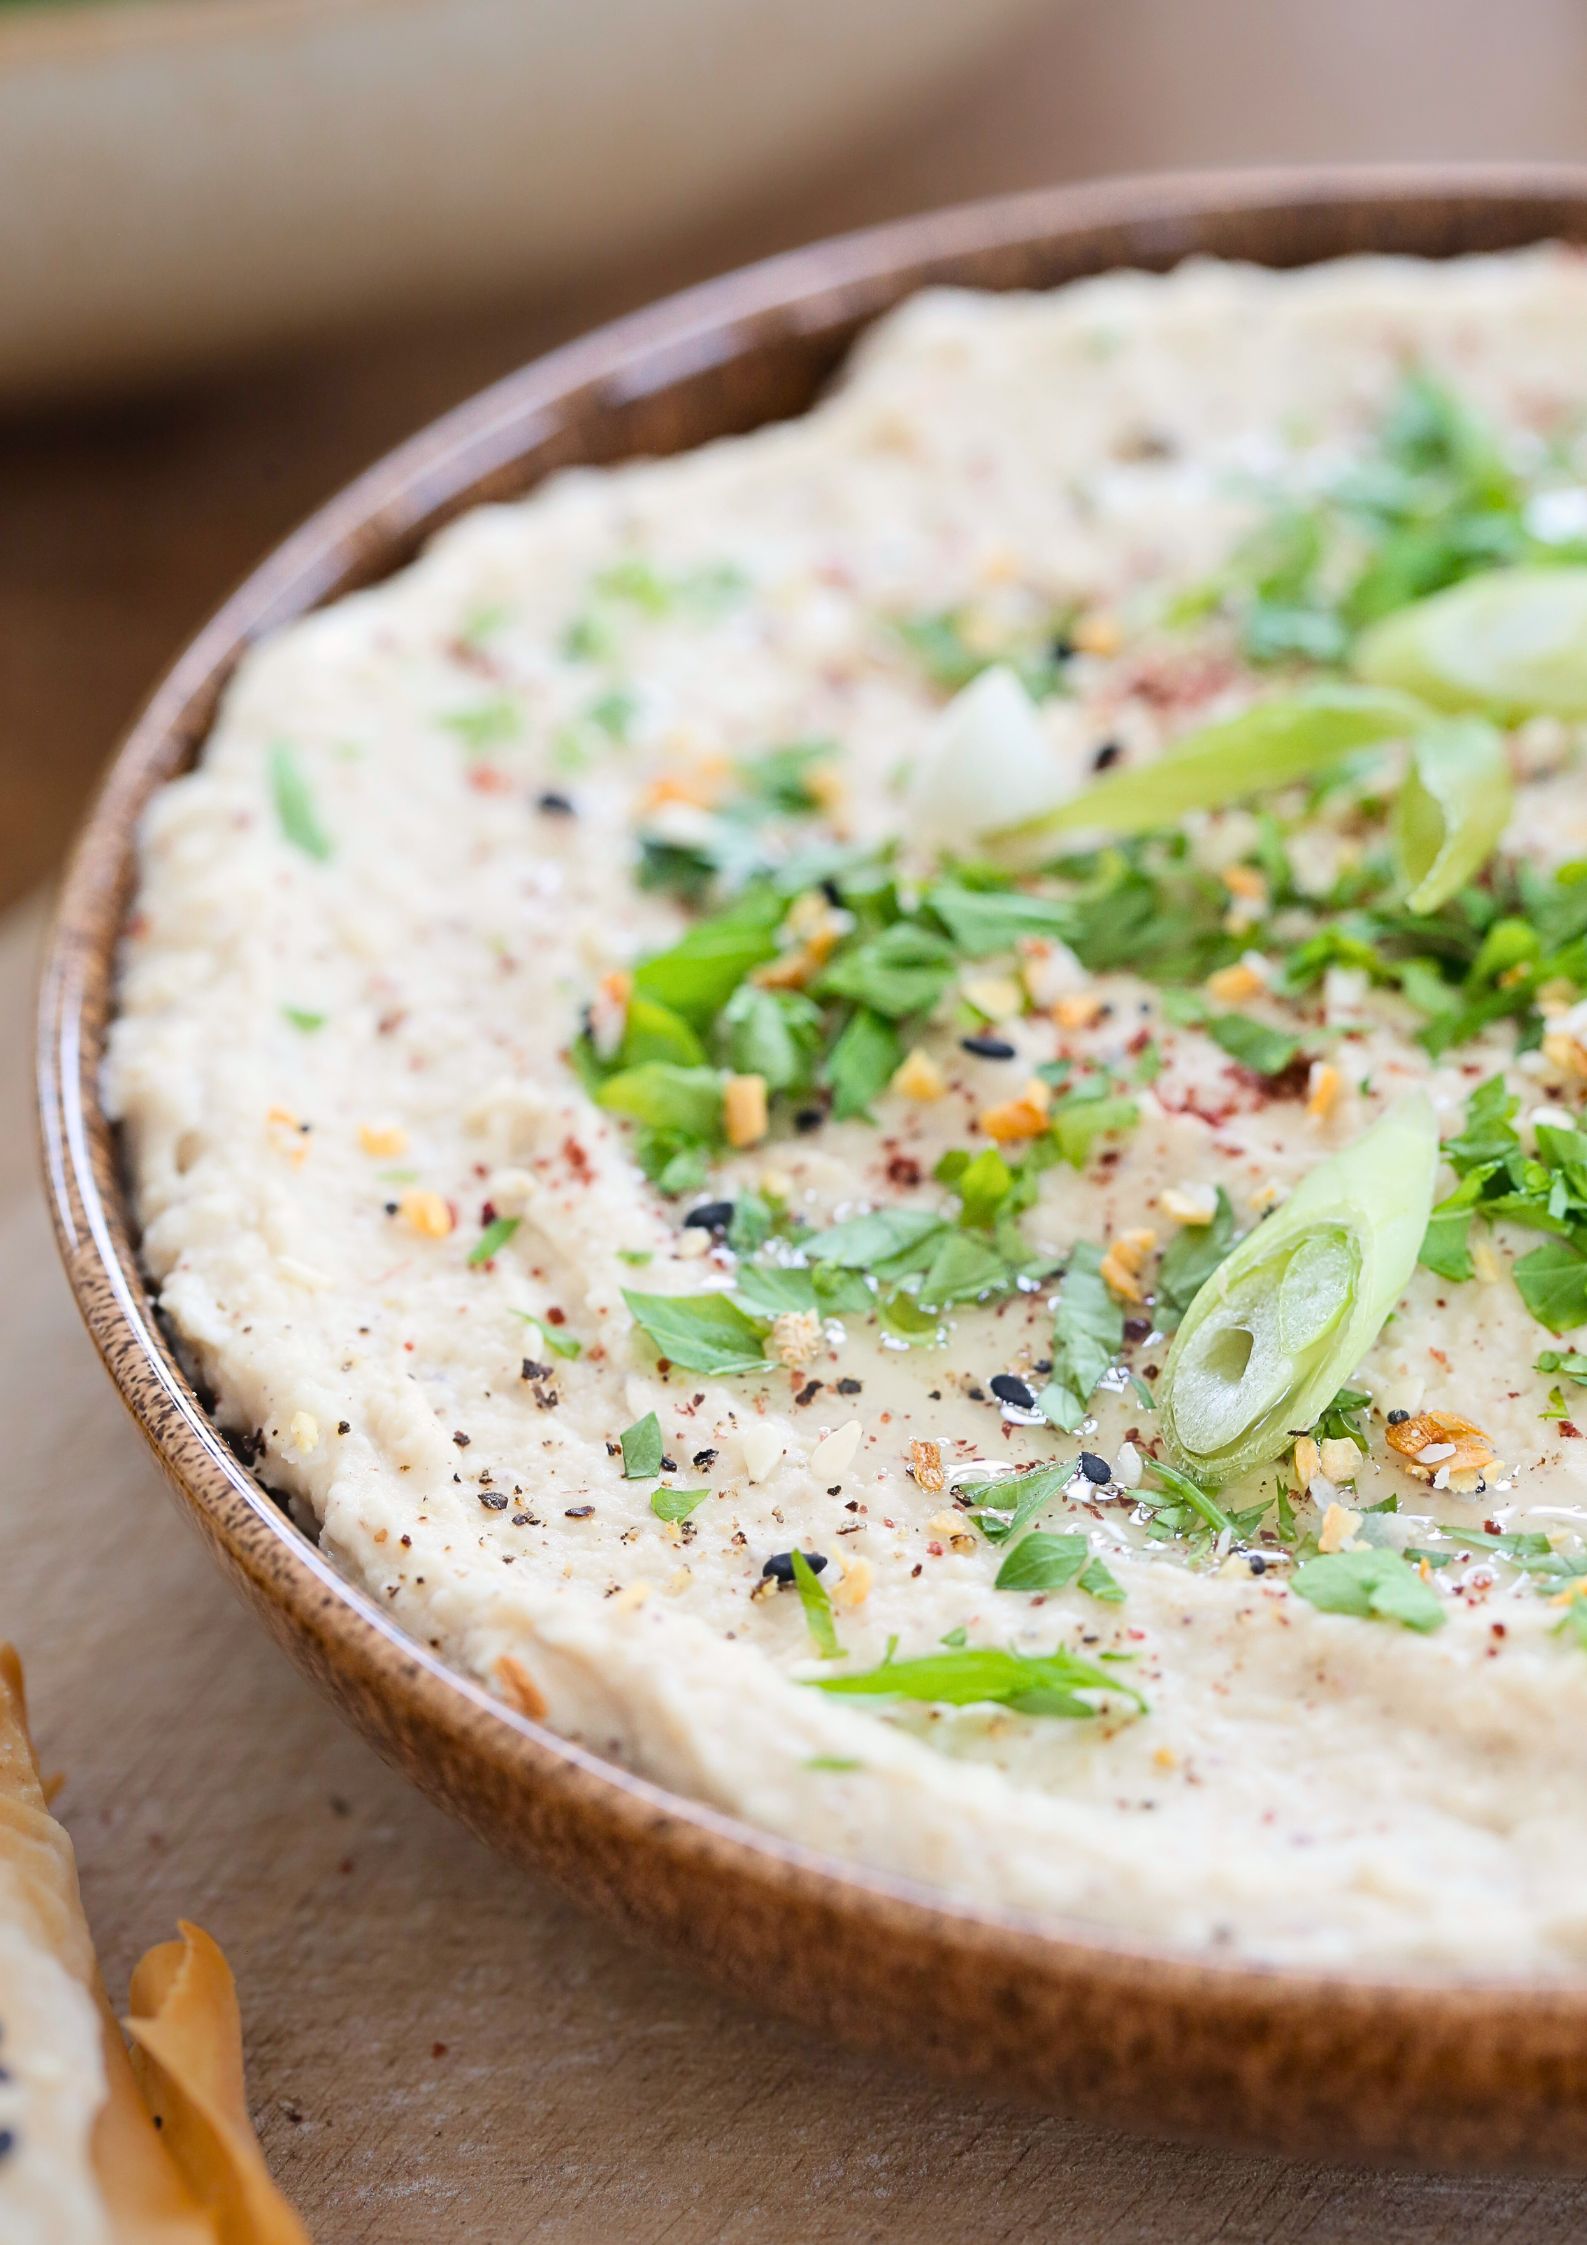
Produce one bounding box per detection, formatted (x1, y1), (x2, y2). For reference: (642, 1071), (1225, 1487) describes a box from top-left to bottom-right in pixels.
(0, 1647), (310, 2244)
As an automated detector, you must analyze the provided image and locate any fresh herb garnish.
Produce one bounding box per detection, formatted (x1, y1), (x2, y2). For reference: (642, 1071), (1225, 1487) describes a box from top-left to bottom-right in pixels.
(650, 1486), (707, 1523)
(994, 1532), (1126, 1602)
(1039, 1244), (1122, 1433)
(619, 1411), (663, 1479)
(622, 1290), (771, 1375)
(269, 742), (333, 861)
(1291, 1546), (1445, 1632)
(790, 1548), (844, 1659)
(810, 1640), (1143, 1719)
(468, 1215), (521, 1266)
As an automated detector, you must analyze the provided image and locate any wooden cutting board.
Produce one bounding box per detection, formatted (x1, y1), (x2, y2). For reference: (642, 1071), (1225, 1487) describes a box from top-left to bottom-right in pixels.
(5, 899), (1586, 2239)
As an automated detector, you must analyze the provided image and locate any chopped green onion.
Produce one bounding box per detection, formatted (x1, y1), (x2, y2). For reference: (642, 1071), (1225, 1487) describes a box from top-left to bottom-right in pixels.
(467, 1215), (521, 1266)
(789, 1549), (844, 1659)
(1159, 1094), (1438, 1486)
(1393, 717), (1513, 913)
(809, 1642), (1143, 1719)
(995, 684), (1422, 847)
(1354, 566), (1587, 719)
(269, 741), (333, 861)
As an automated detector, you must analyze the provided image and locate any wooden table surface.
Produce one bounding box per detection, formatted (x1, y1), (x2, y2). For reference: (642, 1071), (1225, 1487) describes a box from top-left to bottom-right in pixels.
(11, 2), (1587, 2234)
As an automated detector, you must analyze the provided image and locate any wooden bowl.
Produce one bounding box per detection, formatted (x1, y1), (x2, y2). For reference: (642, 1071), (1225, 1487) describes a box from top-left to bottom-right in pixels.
(39, 166), (1587, 2171)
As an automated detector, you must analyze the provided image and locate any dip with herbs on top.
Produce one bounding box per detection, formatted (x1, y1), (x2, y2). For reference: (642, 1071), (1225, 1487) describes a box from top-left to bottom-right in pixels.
(109, 249), (1587, 1968)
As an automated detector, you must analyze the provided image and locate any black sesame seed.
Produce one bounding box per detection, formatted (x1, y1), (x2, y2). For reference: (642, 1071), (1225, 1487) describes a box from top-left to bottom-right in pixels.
(1248, 1553), (1268, 1575)
(479, 1492), (508, 1510)
(0, 2128), (15, 2161)
(990, 1373), (1037, 1411)
(961, 1033), (1017, 1060)
(967, 1385), (986, 1402)
(1092, 739), (1123, 772)
(565, 1505), (595, 1519)
(536, 791), (576, 815)
(692, 1448), (718, 1469)
(836, 1377), (863, 1395)
(1078, 1451), (1112, 1484)
(383, 1200), (399, 1216)
(819, 877), (845, 908)
(794, 1380), (822, 1406)
(794, 1106), (825, 1134)
(1387, 1408), (1411, 1425)
(1049, 633), (1076, 663)
(659, 1457), (678, 1474)
(684, 1199), (735, 1233)
(762, 1550), (827, 1583)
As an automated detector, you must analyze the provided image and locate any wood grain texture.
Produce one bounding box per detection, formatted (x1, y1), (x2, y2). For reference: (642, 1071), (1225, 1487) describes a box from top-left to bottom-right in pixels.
(7, 898), (1587, 2238)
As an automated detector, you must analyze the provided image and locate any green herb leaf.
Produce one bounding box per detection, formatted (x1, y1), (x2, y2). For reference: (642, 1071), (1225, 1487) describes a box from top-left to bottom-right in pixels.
(814, 1005), (899, 1122)
(967, 1458), (1078, 1545)
(596, 1063), (724, 1148)
(468, 1215), (521, 1266)
(619, 1411), (663, 1479)
(269, 742), (333, 861)
(926, 881), (1079, 956)
(993, 1531), (1089, 1592)
(811, 1641), (1143, 1720)
(1514, 1238), (1587, 1334)
(281, 1006), (326, 1033)
(803, 1206), (946, 1273)
(622, 1290), (771, 1375)
(1204, 1013), (1303, 1077)
(1049, 1086), (1141, 1166)
(1040, 1244), (1123, 1432)
(632, 891), (782, 1025)
(438, 697), (521, 752)
(818, 922), (958, 1020)
(1291, 1547), (1446, 1631)
(790, 1549), (844, 1660)
(650, 1486), (707, 1523)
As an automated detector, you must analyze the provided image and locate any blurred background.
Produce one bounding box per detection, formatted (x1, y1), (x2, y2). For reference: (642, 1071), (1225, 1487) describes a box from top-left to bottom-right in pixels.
(8, 0), (1587, 914)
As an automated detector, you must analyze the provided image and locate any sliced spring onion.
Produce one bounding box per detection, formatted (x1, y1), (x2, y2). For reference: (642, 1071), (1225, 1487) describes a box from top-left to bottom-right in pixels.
(1354, 566), (1587, 719)
(1158, 1094), (1438, 1487)
(1394, 717), (1513, 913)
(992, 683), (1423, 848)
(909, 665), (1076, 847)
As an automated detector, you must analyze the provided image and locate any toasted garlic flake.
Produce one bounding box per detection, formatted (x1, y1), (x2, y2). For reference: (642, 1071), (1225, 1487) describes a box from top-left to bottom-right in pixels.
(1386, 1410), (1496, 1481)
(1054, 991), (1105, 1029)
(830, 1557), (873, 1608)
(981, 1077), (1052, 1144)
(891, 1047), (946, 1101)
(741, 1423), (783, 1483)
(1205, 954), (1271, 1004)
(724, 1073), (770, 1148)
(1317, 1502), (1362, 1554)
(1160, 1181), (1218, 1226)
(1292, 1436), (1321, 1489)
(1073, 610), (1122, 657)
(1319, 1436), (1361, 1484)
(288, 1410), (320, 1454)
(1100, 1227), (1155, 1304)
(358, 1121), (408, 1158)
(398, 1188), (453, 1238)
(910, 1438), (946, 1494)
(1305, 1061), (1342, 1122)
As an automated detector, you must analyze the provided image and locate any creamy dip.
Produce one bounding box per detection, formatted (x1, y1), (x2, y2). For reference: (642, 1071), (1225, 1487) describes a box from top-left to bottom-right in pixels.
(109, 249), (1587, 1969)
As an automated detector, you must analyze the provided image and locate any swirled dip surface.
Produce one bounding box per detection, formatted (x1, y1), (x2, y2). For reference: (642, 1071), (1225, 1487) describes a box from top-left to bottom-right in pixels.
(110, 250), (1587, 1967)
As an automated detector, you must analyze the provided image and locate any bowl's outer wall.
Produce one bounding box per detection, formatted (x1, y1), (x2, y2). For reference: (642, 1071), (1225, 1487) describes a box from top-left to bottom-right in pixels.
(38, 169), (1587, 2171)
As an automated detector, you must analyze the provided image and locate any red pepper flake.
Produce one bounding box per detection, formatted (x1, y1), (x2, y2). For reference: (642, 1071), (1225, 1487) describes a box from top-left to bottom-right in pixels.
(1562, 1421), (1582, 1440)
(546, 1306), (567, 1327)
(561, 1138), (592, 1181)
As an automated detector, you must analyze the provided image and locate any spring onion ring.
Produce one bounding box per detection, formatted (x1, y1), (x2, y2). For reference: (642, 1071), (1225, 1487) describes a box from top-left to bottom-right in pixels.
(1394, 717), (1513, 914)
(1158, 1094), (1438, 1487)
(1354, 566), (1587, 719)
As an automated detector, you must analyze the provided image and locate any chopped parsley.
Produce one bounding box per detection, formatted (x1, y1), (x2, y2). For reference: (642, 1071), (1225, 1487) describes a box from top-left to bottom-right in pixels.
(622, 1290), (771, 1375)
(1290, 1546), (1445, 1632)
(650, 1486), (707, 1523)
(811, 1640), (1144, 1720)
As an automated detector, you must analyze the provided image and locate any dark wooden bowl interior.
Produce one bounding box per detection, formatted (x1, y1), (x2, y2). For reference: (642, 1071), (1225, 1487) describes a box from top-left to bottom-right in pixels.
(38, 166), (1587, 2172)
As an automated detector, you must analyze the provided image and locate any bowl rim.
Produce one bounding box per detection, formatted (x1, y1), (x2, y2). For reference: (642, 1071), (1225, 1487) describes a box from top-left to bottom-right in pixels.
(39, 160), (1587, 2140)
